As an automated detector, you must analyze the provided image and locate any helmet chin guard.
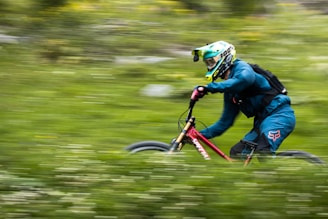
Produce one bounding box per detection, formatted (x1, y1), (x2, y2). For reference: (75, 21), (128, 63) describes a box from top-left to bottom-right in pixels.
(212, 53), (234, 81)
(192, 41), (236, 82)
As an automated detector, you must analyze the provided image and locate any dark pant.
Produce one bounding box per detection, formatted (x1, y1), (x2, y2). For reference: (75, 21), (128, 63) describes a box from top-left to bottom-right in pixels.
(230, 133), (271, 159)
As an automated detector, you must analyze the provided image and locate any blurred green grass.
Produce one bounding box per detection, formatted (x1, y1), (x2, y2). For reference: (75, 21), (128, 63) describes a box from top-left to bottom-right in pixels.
(1, 0), (328, 218)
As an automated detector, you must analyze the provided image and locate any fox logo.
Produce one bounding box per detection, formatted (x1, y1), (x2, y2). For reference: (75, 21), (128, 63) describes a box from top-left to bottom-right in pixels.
(268, 130), (281, 142)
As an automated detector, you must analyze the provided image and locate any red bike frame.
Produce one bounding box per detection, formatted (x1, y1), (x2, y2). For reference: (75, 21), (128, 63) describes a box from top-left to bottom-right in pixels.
(171, 116), (233, 161)
(170, 99), (256, 166)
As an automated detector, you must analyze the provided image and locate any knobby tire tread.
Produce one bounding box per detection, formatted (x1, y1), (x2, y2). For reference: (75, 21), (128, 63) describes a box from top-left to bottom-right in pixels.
(276, 150), (326, 165)
(125, 141), (171, 154)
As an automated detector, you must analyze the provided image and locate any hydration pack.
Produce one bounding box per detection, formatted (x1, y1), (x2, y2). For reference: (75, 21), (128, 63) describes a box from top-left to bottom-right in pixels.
(249, 63), (288, 95)
(232, 63), (288, 116)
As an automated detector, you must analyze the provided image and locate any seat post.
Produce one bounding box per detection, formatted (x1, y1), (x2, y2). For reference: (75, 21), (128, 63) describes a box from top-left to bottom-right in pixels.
(241, 140), (258, 167)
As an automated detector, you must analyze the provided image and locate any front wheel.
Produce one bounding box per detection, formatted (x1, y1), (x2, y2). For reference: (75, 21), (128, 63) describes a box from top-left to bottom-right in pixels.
(125, 141), (171, 154)
(276, 150), (326, 165)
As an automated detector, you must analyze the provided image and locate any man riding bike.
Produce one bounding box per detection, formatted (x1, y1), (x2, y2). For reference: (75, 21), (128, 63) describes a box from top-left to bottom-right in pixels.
(191, 41), (296, 158)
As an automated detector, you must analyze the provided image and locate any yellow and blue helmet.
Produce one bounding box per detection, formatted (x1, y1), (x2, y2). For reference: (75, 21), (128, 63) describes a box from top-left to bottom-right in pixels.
(192, 41), (236, 82)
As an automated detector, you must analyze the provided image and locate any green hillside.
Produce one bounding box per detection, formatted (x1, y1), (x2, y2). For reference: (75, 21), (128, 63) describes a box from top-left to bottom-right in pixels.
(0, 0), (328, 218)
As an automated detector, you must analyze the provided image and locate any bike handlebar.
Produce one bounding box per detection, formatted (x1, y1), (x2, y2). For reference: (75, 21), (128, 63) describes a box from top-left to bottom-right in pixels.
(187, 86), (208, 121)
(187, 99), (196, 121)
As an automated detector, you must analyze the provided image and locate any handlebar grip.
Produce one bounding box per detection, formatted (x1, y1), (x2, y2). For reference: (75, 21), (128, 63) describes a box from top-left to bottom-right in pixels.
(190, 89), (200, 101)
(190, 86), (207, 102)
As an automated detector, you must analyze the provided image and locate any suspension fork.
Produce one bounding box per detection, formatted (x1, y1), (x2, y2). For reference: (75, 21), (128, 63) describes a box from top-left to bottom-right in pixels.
(169, 117), (195, 153)
(169, 116), (210, 160)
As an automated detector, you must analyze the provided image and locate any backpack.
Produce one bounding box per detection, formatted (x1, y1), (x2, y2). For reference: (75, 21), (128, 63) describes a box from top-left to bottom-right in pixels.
(233, 63), (288, 114)
(248, 63), (288, 95)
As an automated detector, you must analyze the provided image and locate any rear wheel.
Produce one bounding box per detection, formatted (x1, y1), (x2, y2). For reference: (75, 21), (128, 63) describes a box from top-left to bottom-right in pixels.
(125, 141), (171, 154)
(276, 150), (326, 165)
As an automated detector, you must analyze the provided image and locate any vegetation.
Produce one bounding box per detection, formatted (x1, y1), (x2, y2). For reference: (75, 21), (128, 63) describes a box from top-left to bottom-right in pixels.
(0, 0), (328, 218)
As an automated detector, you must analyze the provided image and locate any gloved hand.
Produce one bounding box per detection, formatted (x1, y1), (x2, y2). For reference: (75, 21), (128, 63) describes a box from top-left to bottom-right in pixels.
(190, 86), (208, 101)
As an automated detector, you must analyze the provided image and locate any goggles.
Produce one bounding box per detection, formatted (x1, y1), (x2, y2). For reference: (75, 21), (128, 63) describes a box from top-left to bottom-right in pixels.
(204, 55), (221, 70)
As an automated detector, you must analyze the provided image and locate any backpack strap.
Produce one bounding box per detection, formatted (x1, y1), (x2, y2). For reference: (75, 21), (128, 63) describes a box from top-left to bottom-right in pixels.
(260, 89), (280, 107)
(232, 86), (280, 114)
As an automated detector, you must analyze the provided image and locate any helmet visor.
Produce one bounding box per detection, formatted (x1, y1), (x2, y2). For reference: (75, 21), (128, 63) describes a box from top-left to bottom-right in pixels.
(204, 55), (221, 70)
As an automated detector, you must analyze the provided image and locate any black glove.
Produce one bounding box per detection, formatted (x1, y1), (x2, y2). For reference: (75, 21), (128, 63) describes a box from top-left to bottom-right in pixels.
(190, 86), (208, 101)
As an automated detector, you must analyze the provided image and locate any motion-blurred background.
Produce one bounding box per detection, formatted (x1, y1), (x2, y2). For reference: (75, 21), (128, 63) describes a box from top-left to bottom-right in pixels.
(0, 0), (328, 218)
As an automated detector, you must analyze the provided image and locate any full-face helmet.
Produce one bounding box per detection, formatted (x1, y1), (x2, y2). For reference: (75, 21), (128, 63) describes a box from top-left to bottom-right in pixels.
(192, 41), (236, 82)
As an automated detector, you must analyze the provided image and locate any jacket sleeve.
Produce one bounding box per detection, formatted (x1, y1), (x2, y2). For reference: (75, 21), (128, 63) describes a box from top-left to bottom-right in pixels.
(200, 93), (240, 139)
(206, 67), (256, 93)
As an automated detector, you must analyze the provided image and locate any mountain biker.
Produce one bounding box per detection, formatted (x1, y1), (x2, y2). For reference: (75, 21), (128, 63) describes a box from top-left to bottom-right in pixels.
(191, 40), (296, 158)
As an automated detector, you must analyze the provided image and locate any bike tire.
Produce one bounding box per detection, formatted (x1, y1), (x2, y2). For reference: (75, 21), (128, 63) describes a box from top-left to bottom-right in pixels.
(276, 150), (326, 165)
(125, 141), (171, 154)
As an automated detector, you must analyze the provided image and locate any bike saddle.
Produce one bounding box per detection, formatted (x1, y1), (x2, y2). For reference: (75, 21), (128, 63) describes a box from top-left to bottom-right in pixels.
(240, 140), (258, 149)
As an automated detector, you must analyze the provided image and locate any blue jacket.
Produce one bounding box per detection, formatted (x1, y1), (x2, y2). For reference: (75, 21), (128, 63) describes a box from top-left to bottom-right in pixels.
(200, 59), (291, 139)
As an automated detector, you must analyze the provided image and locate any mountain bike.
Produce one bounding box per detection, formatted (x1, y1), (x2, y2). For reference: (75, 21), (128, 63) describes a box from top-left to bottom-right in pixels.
(125, 90), (325, 166)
